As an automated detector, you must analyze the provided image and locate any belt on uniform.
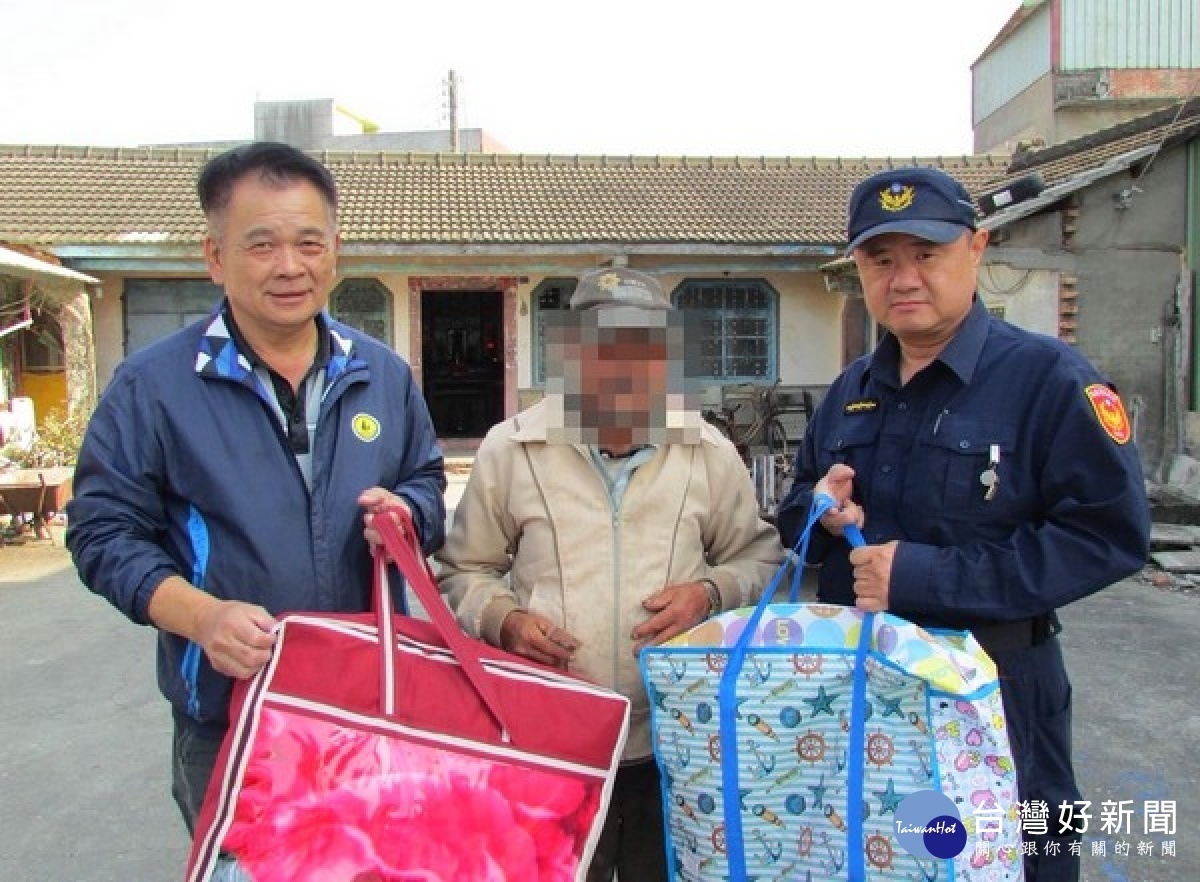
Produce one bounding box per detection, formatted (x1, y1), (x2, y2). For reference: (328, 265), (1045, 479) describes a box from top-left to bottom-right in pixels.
(969, 613), (1061, 654)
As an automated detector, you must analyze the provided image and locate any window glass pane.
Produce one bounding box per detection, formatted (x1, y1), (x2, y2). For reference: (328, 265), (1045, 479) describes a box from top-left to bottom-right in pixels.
(532, 278), (578, 385)
(670, 279), (776, 383)
(539, 287), (566, 310)
(123, 279), (223, 355)
(330, 279), (392, 346)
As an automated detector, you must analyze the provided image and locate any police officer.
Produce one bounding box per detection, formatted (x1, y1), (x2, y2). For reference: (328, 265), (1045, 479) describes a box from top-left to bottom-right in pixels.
(777, 166), (1150, 882)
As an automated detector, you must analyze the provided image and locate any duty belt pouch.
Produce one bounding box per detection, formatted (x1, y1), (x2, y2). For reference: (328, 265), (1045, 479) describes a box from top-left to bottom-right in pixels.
(640, 498), (1025, 882)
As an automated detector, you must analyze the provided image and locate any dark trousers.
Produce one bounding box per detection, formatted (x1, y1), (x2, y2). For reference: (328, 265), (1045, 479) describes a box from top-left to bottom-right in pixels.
(994, 637), (1081, 882)
(171, 716), (225, 836)
(588, 758), (668, 882)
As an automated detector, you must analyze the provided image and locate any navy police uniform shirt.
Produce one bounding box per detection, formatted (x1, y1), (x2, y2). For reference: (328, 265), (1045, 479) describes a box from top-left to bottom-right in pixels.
(776, 297), (1150, 630)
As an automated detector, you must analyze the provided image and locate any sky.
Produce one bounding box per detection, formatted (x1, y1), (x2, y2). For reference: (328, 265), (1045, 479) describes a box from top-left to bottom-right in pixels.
(0, 0), (1021, 158)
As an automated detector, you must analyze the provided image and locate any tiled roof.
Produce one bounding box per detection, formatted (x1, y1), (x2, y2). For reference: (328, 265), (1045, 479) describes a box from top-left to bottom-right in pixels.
(996, 98), (1200, 191)
(0, 146), (1010, 249)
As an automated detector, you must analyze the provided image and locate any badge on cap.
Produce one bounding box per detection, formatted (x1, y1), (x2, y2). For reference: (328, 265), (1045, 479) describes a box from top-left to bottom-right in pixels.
(880, 183), (915, 213)
(596, 272), (621, 291)
(1084, 384), (1131, 444)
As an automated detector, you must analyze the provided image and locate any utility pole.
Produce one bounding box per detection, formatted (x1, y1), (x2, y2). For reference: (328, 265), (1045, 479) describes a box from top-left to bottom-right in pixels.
(446, 69), (461, 153)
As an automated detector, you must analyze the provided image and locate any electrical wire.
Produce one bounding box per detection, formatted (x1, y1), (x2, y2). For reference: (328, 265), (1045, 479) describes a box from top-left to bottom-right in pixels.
(980, 264), (1034, 297)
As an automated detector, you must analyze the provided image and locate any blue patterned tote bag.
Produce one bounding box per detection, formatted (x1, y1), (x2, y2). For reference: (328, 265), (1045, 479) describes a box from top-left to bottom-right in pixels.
(640, 495), (1025, 882)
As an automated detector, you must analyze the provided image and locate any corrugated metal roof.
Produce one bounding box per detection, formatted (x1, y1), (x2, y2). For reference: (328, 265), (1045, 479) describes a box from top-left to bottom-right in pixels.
(1060, 0), (1200, 70)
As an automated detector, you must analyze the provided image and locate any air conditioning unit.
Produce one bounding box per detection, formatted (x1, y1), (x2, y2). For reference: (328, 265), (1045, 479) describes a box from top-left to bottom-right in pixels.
(977, 173), (1046, 216)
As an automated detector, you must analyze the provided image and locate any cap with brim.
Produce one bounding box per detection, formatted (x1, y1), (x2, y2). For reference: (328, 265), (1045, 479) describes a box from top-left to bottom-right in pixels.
(845, 219), (970, 254)
(844, 166), (977, 256)
(568, 267), (673, 327)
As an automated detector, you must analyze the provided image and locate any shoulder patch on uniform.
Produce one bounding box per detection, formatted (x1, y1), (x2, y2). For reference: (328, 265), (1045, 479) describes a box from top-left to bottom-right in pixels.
(844, 398), (879, 414)
(352, 412), (381, 442)
(1084, 384), (1131, 444)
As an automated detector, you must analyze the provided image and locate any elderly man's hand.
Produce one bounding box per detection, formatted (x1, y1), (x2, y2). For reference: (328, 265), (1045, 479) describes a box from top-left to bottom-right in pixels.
(499, 610), (581, 669)
(631, 581), (711, 654)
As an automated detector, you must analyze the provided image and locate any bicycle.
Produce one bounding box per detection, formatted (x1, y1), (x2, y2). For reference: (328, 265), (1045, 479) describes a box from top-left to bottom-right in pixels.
(702, 380), (795, 515)
(701, 380), (791, 463)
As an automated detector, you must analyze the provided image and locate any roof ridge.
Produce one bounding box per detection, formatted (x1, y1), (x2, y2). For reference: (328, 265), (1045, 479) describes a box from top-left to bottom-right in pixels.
(0, 144), (1012, 168)
(0, 144), (228, 160)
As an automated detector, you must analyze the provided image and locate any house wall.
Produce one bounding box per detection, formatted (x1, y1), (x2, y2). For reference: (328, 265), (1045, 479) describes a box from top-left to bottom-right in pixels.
(17, 371), (65, 425)
(974, 75), (1057, 153)
(92, 275), (126, 391)
(87, 265), (849, 422)
(1071, 153), (1188, 470)
(978, 264), (1061, 337)
(973, 1), (1053, 128)
(989, 149), (1190, 470)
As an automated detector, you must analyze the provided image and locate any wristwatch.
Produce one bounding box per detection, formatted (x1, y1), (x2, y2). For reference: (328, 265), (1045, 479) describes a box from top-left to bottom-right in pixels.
(700, 578), (722, 618)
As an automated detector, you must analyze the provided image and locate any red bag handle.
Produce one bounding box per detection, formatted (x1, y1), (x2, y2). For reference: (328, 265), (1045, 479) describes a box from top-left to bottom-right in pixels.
(371, 508), (513, 742)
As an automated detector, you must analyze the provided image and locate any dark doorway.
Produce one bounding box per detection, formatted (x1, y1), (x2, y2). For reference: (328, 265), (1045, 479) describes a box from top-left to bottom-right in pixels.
(421, 290), (504, 438)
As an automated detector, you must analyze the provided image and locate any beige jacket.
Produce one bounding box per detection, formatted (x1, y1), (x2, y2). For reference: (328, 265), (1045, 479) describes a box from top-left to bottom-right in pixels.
(436, 397), (785, 759)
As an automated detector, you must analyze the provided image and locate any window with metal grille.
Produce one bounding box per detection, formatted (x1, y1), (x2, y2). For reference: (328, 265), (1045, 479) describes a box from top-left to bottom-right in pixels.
(330, 279), (392, 346)
(672, 279), (777, 383)
(531, 277), (578, 385)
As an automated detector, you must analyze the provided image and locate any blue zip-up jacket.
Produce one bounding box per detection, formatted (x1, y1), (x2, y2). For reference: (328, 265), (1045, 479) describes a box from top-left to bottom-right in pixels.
(67, 307), (446, 734)
(777, 297), (1149, 629)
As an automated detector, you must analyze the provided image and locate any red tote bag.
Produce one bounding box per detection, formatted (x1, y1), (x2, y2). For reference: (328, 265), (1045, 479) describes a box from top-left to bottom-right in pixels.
(186, 509), (631, 882)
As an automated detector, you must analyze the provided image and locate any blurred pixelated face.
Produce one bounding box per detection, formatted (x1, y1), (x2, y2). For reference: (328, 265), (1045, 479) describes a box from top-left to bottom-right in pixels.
(852, 229), (988, 349)
(204, 175), (339, 348)
(577, 330), (671, 427)
(546, 313), (699, 444)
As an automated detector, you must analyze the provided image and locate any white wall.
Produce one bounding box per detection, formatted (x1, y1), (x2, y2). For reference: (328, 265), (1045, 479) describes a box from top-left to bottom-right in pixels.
(979, 265), (1060, 337)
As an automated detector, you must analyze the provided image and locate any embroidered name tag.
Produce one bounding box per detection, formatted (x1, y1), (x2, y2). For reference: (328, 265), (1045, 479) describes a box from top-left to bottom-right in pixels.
(844, 399), (879, 414)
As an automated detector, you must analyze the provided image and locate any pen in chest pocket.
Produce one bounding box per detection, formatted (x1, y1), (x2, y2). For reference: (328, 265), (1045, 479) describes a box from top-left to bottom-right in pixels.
(980, 443), (1000, 501)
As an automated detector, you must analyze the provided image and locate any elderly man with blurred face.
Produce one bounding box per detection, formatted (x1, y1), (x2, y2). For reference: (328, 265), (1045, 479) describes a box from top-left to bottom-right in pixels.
(438, 267), (784, 881)
(776, 166), (1149, 881)
(67, 142), (445, 834)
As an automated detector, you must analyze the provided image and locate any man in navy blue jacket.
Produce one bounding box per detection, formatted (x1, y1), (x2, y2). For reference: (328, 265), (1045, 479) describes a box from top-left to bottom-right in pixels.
(777, 166), (1149, 882)
(66, 142), (446, 833)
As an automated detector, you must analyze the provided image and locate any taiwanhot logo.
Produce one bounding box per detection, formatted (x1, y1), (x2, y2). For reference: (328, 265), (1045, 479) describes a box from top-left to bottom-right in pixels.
(893, 790), (968, 860)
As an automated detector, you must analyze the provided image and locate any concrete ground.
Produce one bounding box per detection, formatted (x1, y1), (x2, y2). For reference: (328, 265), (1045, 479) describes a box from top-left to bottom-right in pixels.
(1, 505), (1196, 880)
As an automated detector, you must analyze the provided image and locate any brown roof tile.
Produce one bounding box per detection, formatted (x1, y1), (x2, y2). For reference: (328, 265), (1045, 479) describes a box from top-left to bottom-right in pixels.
(0, 146), (1010, 248)
(995, 98), (1200, 191)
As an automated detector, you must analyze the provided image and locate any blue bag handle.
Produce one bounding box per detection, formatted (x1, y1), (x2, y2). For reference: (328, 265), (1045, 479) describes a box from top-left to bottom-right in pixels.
(718, 493), (874, 880)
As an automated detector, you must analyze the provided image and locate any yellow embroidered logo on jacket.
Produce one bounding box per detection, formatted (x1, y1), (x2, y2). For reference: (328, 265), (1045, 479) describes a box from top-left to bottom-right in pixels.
(352, 413), (381, 442)
(844, 399), (879, 414)
(880, 184), (915, 213)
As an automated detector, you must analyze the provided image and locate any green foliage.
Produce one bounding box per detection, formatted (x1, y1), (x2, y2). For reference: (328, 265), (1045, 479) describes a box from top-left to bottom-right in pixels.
(1, 406), (87, 467)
